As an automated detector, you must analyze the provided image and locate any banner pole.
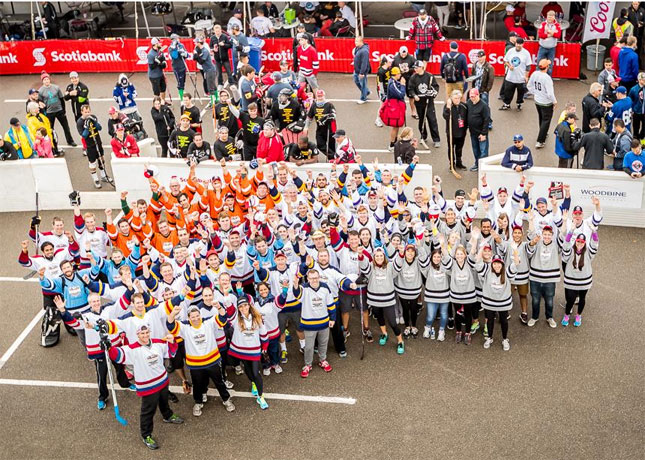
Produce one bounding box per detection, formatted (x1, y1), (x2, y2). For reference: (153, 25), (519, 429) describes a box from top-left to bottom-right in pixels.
(30, 1), (35, 40)
(34, 1), (47, 39)
(594, 37), (600, 73)
(140, 1), (152, 38)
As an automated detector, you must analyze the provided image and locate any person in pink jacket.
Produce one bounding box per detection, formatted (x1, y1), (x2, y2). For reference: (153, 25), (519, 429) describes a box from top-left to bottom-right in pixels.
(34, 127), (54, 158)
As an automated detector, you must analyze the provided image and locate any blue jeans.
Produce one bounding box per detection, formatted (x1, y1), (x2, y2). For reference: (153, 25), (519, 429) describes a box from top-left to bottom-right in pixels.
(537, 46), (556, 75)
(470, 133), (489, 165)
(480, 91), (493, 126)
(529, 280), (555, 320)
(353, 73), (369, 101)
(425, 302), (449, 329)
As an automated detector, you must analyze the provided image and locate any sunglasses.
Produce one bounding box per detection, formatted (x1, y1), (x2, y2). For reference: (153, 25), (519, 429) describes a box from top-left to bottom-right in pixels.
(513, 140), (522, 144)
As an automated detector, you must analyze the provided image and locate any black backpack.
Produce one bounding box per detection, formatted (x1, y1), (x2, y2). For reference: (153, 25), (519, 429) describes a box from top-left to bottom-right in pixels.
(443, 54), (458, 83)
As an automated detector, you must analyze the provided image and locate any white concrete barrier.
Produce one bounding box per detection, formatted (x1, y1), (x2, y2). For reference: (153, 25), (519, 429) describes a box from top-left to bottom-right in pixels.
(479, 154), (645, 228)
(109, 156), (434, 203)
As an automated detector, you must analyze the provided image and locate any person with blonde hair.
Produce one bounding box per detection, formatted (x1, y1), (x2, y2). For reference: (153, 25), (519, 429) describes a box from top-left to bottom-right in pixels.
(393, 126), (417, 164)
(442, 89), (468, 170)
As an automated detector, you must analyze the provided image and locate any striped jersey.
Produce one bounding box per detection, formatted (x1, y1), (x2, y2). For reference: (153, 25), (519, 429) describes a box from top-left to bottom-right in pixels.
(228, 312), (268, 361)
(110, 339), (173, 396)
(561, 234), (598, 290)
(167, 315), (227, 369)
(476, 261), (517, 311)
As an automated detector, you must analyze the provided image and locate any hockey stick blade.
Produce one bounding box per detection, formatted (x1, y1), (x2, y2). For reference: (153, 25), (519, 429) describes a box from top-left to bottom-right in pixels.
(114, 405), (128, 426)
(450, 167), (462, 180)
(23, 270), (37, 280)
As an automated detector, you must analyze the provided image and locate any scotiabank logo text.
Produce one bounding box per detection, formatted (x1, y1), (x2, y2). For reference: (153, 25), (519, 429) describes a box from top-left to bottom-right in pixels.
(49, 50), (122, 63)
(261, 50), (334, 61)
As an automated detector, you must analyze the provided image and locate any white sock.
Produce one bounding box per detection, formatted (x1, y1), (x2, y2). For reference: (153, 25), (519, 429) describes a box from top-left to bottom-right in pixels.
(99, 168), (107, 179)
(279, 341), (287, 352)
(91, 172), (98, 182)
(299, 339), (305, 348)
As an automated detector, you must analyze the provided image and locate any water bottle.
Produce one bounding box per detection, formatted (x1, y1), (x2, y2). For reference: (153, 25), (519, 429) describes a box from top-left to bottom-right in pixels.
(397, 157), (403, 166)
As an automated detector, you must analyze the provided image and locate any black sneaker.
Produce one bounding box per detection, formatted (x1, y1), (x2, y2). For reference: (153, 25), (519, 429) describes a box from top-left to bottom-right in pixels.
(142, 435), (159, 450)
(364, 329), (374, 343)
(499, 104), (510, 110)
(456, 163), (467, 170)
(168, 391), (179, 403)
(163, 414), (184, 424)
(447, 317), (455, 330)
(68, 141), (78, 147)
(516, 104), (523, 111)
(520, 312), (528, 324)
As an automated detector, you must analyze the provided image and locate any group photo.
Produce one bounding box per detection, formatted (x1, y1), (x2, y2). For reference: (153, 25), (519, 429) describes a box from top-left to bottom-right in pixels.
(0, 1), (643, 459)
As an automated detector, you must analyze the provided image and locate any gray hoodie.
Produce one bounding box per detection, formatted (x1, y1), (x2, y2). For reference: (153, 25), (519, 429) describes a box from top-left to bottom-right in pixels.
(359, 252), (400, 308)
(393, 246), (429, 299)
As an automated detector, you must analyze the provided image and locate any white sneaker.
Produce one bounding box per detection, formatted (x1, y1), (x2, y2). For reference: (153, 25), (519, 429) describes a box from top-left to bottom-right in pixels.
(375, 117), (384, 127)
(224, 380), (234, 389)
(420, 139), (429, 149)
(234, 365), (243, 375)
(192, 403), (203, 417)
(483, 338), (493, 349)
(527, 318), (537, 327)
(222, 398), (236, 412)
(437, 329), (445, 342)
(357, 99), (366, 104)
(202, 393), (207, 403)
(273, 364), (283, 374)
(263, 367), (271, 376)
(547, 318), (557, 328)
(423, 326), (431, 339)
(502, 339), (510, 351)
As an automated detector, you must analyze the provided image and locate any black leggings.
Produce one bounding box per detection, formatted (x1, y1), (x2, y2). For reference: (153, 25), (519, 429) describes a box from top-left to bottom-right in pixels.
(374, 305), (401, 336)
(190, 361), (230, 404)
(453, 302), (476, 333)
(485, 310), (509, 340)
(565, 288), (588, 315)
(241, 359), (263, 396)
(400, 298), (419, 328)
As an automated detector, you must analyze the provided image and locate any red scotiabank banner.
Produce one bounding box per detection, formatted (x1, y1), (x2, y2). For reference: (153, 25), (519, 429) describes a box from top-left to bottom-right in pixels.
(0, 37), (581, 79)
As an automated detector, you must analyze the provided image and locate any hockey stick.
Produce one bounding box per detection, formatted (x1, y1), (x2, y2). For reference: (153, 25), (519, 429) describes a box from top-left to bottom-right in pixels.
(23, 191), (39, 280)
(104, 348), (128, 426)
(94, 131), (115, 188)
(446, 102), (462, 180)
(357, 284), (366, 360)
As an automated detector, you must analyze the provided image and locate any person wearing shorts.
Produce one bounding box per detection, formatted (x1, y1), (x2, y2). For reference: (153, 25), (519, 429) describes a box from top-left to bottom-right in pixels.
(147, 38), (168, 101)
(76, 104), (107, 189)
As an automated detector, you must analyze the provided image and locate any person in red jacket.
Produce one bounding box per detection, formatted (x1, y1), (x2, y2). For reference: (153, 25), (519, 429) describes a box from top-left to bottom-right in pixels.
(111, 124), (140, 158)
(296, 35), (320, 90)
(256, 121), (284, 163)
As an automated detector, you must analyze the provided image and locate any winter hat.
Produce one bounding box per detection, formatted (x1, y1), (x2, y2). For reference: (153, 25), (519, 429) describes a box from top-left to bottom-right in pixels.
(40, 71), (50, 81)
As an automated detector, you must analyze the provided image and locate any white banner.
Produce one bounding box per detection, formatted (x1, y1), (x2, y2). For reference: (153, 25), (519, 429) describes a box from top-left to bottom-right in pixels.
(582, 1), (617, 44)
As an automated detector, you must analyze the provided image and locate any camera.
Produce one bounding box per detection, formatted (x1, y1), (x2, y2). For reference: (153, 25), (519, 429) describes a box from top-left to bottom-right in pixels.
(69, 190), (81, 207)
(95, 318), (112, 351)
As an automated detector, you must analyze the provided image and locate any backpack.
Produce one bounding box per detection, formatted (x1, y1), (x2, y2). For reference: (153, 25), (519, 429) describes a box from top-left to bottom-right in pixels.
(443, 54), (458, 83)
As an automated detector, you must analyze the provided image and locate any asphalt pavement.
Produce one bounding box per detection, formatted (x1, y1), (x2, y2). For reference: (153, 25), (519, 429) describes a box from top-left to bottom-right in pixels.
(1, 73), (644, 459)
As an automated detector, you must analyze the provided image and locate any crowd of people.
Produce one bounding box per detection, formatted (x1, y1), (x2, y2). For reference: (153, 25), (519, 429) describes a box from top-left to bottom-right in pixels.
(19, 148), (604, 448)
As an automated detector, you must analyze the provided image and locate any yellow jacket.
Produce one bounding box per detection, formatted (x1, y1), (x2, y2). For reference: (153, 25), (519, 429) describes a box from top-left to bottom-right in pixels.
(4, 124), (34, 159)
(26, 113), (53, 141)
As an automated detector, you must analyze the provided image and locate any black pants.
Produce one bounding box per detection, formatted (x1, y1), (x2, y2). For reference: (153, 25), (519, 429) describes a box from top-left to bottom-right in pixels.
(447, 135), (466, 166)
(315, 123), (335, 158)
(330, 312), (346, 354)
(374, 305), (401, 336)
(400, 298), (419, 328)
(633, 113), (645, 140)
(241, 359), (263, 395)
(243, 144), (257, 161)
(503, 81), (526, 105)
(95, 356), (130, 401)
(140, 385), (173, 438)
(485, 309), (509, 340)
(535, 103), (554, 143)
(565, 288), (588, 315)
(558, 157), (573, 168)
(159, 135), (170, 158)
(216, 60), (234, 85)
(190, 361), (230, 404)
(46, 110), (75, 144)
(454, 302), (476, 333)
(414, 98), (440, 142)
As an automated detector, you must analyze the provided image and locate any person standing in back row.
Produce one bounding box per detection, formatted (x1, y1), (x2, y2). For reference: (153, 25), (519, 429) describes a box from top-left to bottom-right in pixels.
(352, 36), (371, 104)
(408, 60), (440, 149)
(619, 36), (639, 92)
(466, 88), (490, 172)
(440, 41), (469, 100)
(406, 8), (444, 64)
(39, 71), (76, 146)
(147, 38), (168, 102)
(528, 58), (557, 149)
(500, 37), (531, 112)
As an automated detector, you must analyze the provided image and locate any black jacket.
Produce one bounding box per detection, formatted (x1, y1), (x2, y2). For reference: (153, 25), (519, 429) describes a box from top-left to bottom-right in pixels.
(0, 140), (19, 160)
(442, 103), (468, 138)
(407, 72), (439, 99)
(580, 129), (614, 170)
(466, 99), (490, 136)
(581, 93), (605, 133)
(151, 104), (176, 139)
(394, 139), (416, 164)
(209, 33), (233, 63)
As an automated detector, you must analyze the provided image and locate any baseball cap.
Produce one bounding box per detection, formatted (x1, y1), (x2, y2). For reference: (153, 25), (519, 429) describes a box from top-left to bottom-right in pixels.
(69, 71), (79, 78)
(180, 113), (191, 120)
(232, 24), (241, 31)
(272, 71), (282, 81)
(413, 60), (424, 68)
(455, 189), (466, 198)
(194, 36), (204, 44)
(572, 205), (583, 215)
(333, 129), (346, 138)
(508, 31), (518, 38)
(28, 88), (38, 95)
(233, 7), (242, 14)
(616, 86), (627, 94)
(170, 33), (179, 40)
(115, 123), (125, 131)
(279, 59), (289, 66)
(515, 37), (525, 44)
(538, 59), (551, 69)
(108, 106), (117, 115)
(187, 305), (200, 315)
(536, 197), (548, 205)
(542, 225), (553, 232)
(497, 186), (508, 194)
(419, 9), (427, 15)
(150, 37), (160, 46)
(237, 295), (250, 308)
(136, 323), (150, 334)
(492, 254), (504, 263)
(399, 45), (408, 54)
(483, 243), (492, 251)
(513, 134), (524, 142)
(390, 66), (401, 76)
(450, 40), (458, 49)
(477, 50), (486, 57)
(275, 251), (287, 259)
(368, 190), (377, 197)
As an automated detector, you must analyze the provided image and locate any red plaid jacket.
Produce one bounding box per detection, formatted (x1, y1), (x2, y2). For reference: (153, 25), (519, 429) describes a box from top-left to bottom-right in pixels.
(407, 17), (443, 50)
